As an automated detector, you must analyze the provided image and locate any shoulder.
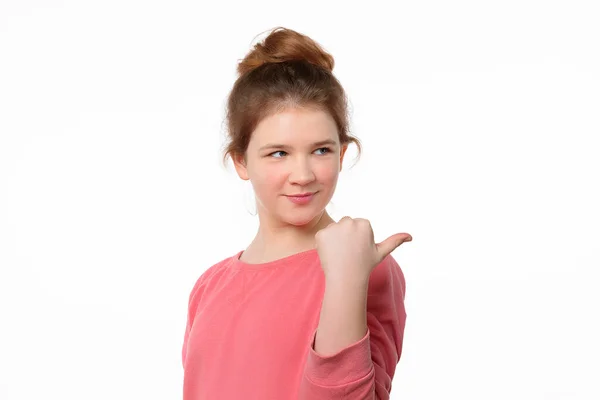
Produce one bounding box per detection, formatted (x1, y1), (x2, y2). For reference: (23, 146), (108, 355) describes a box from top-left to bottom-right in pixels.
(368, 253), (406, 300)
(186, 253), (237, 305)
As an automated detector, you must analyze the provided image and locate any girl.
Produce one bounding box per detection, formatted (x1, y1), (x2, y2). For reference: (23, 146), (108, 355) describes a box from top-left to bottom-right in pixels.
(182, 27), (412, 400)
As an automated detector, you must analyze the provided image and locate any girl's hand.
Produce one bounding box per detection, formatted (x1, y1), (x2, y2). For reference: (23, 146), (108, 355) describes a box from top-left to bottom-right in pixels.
(315, 216), (412, 282)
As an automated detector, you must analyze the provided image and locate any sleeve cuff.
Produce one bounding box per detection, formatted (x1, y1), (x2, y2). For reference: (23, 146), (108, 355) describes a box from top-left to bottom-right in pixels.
(304, 327), (374, 386)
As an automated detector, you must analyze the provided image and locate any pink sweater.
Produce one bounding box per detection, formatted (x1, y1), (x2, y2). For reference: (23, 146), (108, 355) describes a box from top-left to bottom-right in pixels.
(182, 248), (407, 399)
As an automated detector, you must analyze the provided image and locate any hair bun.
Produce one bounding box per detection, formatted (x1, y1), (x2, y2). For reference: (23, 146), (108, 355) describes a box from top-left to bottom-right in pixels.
(237, 27), (335, 76)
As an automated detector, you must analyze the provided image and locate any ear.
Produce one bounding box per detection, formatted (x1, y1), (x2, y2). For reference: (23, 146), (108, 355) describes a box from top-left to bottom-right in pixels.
(232, 152), (250, 181)
(339, 144), (348, 171)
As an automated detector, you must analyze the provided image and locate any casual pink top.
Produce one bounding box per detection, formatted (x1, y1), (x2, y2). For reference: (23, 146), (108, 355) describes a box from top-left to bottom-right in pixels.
(182, 248), (407, 399)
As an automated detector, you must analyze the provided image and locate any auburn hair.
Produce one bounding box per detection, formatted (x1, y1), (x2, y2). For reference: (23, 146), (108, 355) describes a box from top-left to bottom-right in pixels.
(221, 26), (362, 167)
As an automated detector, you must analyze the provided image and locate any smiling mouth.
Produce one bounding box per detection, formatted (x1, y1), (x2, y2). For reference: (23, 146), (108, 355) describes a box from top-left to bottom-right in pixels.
(285, 192), (318, 204)
(286, 192), (315, 197)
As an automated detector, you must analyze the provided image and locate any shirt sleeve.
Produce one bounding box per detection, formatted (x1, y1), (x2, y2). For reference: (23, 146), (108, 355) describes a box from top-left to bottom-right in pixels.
(181, 273), (207, 368)
(182, 305), (192, 368)
(298, 254), (407, 399)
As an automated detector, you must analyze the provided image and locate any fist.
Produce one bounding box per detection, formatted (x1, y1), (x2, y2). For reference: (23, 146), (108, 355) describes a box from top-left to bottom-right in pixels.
(314, 216), (412, 282)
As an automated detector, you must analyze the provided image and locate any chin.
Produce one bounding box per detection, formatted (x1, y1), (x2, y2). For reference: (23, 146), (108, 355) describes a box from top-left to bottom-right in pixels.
(281, 209), (326, 227)
(287, 218), (315, 227)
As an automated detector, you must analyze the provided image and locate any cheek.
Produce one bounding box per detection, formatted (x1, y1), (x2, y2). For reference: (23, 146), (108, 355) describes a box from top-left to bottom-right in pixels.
(315, 163), (339, 185)
(251, 167), (286, 196)
(251, 161), (339, 194)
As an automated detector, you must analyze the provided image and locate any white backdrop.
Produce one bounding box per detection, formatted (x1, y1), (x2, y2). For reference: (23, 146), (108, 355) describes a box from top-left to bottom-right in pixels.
(1, 1), (599, 399)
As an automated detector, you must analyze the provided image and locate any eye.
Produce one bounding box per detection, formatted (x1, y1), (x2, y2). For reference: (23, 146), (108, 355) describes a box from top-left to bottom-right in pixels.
(315, 147), (332, 155)
(267, 147), (332, 158)
(269, 150), (287, 158)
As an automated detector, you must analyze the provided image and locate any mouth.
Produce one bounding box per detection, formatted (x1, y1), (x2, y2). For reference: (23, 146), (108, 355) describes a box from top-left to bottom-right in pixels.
(285, 191), (318, 205)
(285, 192), (315, 197)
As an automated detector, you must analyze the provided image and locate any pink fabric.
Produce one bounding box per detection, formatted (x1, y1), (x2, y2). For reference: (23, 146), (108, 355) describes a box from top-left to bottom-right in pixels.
(182, 248), (407, 400)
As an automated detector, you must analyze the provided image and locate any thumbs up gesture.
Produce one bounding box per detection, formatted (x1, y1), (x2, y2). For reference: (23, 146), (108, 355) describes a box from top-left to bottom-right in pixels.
(315, 216), (412, 282)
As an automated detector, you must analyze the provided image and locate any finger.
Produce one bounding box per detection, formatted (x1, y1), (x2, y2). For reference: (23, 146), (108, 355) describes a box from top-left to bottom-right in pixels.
(376, 233), (412, 261)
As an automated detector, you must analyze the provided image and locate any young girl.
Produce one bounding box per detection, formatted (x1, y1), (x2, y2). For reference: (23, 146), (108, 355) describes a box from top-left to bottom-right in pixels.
(182, 27), (412, 400)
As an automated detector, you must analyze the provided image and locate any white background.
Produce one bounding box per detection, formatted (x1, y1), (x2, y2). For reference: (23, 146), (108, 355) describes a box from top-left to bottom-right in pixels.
(1, 1), (599, 399)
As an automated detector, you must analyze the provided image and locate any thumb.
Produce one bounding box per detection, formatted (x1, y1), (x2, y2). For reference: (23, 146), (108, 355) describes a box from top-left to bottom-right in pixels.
(376, 233), (412, 261)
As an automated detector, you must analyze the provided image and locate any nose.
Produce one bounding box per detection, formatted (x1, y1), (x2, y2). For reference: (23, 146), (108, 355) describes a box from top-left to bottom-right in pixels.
(288, 157), (316, 186)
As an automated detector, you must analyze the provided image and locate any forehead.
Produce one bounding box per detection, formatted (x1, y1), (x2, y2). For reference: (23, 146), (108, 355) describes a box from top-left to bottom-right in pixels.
(249, 107), (339, 148)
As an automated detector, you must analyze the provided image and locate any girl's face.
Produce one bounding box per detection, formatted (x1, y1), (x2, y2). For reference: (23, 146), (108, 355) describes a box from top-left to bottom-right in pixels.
(233, 107), (348, 227)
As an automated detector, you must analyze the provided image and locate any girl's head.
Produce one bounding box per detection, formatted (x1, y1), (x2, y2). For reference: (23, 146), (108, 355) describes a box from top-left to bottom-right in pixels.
(222, 27), (362, 228)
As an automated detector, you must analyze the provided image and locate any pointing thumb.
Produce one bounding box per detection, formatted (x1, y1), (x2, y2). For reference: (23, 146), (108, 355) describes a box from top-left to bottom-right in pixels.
(376, 233), (412, 261)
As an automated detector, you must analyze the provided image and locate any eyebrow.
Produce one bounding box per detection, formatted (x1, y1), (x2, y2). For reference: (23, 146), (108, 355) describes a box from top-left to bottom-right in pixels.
(259, 139), (338, 151)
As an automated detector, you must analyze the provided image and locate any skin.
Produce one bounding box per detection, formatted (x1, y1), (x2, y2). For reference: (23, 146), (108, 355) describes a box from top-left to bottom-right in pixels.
(314, 217), (411, 356)
(232, 106), (348, 263)
(232, 105), (413, 357)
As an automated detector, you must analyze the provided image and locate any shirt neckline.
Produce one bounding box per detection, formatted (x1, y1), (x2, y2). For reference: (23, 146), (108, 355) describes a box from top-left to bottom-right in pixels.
(230, 248), (319, 271)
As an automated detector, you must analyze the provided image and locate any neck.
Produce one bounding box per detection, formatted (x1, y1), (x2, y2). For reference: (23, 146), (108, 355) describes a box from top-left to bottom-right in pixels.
(249, 209), (335, 255)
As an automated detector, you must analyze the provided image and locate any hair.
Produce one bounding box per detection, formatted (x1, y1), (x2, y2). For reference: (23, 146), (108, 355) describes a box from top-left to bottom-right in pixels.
(220, 26), (362, 168)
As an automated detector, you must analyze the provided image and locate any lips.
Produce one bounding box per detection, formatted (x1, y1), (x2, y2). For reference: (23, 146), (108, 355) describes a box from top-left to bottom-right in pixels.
(286, 192), (314, 197)
(285, 191), (317, 205)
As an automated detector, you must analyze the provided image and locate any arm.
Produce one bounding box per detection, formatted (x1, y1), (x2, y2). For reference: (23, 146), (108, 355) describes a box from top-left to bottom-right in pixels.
(182, 273), (208, 368)
(314, 273), (369, 356)
(182, 313), (191, 367)
(182, 287), (196, 368)
(299, 255), (407, 399)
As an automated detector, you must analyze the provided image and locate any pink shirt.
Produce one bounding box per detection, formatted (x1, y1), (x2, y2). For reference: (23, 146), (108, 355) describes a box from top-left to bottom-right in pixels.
(182, 248), (407, 399)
